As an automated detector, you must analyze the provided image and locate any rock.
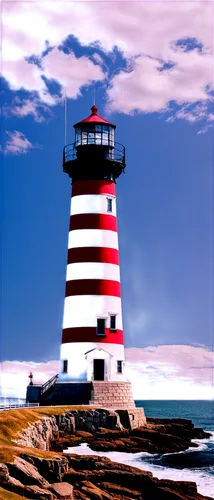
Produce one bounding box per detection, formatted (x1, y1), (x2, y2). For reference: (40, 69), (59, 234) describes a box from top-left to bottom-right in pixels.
(21, 454), (69, 483)
(49, 482), (74, 499)
(95, 428), (129, 438)
(1, 411), (212, 500)
(65, 418), (211, 455)
(62, 453), (213, 500)
(0, 475), (27, 497)
(15, 415), (59, 450)
(51, 436), (83, 452)
(25, 484), (55, 499)
(75, 430), (94, 440)
(99, 481), (142, 497)
(0, 463), (9, 482)
(6, 456), (50, 487)
(81, 481), (113, 499)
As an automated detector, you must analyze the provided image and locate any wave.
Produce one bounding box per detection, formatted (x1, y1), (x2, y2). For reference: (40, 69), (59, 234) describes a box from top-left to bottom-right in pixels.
(64, 442), (214, 499)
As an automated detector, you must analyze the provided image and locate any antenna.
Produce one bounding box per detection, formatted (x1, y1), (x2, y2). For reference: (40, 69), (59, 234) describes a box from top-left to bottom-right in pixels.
(93, 86), (96, 106)
(64, 88), (67, 147)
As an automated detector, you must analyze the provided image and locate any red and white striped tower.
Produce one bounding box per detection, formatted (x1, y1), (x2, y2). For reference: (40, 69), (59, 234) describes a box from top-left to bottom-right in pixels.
(59, 105), (126, 383)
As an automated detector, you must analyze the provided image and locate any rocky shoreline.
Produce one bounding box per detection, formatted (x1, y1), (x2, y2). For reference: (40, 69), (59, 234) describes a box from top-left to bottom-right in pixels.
(0, 407), (212, 500)
(51, 414), (210, 455)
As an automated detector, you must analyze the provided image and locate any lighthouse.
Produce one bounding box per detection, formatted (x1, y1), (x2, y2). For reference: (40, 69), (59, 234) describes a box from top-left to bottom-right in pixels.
(27, 105), (137, 409)
(55, 105), (135, 408)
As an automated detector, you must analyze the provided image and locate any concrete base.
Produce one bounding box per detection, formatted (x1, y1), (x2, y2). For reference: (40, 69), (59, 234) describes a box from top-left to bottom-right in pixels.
(46, 382), (93, 406)
(90, 381), (136, 410)
(26, 385), (41, 403)
(26, 379), (136, 410)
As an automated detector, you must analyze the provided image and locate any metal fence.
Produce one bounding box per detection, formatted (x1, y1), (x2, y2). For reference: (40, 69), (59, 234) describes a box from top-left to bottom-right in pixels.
(0, 402), (40, 411)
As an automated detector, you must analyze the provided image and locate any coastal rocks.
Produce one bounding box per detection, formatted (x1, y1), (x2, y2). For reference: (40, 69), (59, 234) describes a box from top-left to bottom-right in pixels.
(7, 456), (50, 487)
(0, 451), (213, 500)
(0, 458), (74, 499)
(63, 453), (213, 500)
(0, 463), (9, 482)
(0, 410), (212, 500)
(52, 418), (211, 456)
(15, 409), (126, 452)
(20, 454), (69, 483)
(49, 482), (74, 499)
(15, 416), (59, 450)
(57, 409), (124, 432)
(55, 414), (76, 434)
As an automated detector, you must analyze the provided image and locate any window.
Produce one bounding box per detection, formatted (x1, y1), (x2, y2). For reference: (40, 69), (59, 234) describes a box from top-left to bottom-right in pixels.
(110, 315), (116, 331)
(88, 132), (95, 144)
(117, 360), (123, 373)
(107, 198), (112, 212)
(63, 359), (68, 373)
(97, 318), (106, 336)
(75, 128), (81, 146)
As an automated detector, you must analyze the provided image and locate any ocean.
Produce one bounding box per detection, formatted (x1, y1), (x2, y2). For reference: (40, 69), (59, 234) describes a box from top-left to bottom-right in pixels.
(65, 400), (214, 498)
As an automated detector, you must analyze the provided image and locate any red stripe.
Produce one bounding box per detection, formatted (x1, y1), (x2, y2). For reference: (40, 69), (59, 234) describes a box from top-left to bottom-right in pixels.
(65, 279), (121, 297)
(62, 327), (124, 344)
(72, 180), (116, 197)
(69, 214), (118, 232)
(67, 247), (119, 265)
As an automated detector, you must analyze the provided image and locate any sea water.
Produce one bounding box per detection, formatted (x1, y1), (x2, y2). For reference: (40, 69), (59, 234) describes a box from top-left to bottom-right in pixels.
(65, 400), (214, 498)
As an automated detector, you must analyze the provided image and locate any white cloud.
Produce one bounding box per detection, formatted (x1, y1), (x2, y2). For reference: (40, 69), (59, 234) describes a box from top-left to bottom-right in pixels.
(125, 344), (214, 400)
(3, 97), (53, 122)
(0, 345), (213, 400)
(1, 2), (213, 125)
(107, 49), (213, 116)
(42, 47), (105, 99)
(1, 130), (38, 155)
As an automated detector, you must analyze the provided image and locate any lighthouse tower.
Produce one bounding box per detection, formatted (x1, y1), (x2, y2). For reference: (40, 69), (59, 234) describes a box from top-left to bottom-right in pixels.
(54, 105), (135, 408)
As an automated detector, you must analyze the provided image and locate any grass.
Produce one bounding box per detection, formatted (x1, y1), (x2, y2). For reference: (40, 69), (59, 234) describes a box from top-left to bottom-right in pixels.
(0, 487), (24, 499)
(0, 405), (95, 463)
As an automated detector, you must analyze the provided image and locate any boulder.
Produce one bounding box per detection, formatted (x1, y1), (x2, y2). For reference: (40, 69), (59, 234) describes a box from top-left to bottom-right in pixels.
(0, 463), (9, 482)
(7, 456), (50, 487)
(25, 484), (55, 499)
(0, 475), (26, 497)
(98, 481), (142, 497)
(81, 480), (113, 499)
(21, 454), (69, 483)
(49, 482), (74, 499)
(62, 453), (213, 500)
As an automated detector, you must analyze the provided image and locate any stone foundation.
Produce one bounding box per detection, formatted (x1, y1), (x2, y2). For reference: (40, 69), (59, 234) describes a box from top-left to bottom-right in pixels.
(117, 408), (146, 429)
(90, 381), (136, 409)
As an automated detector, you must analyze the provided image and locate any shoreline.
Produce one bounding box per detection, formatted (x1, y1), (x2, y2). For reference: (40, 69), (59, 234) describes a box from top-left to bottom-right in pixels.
(64, 433), (214, 499)
(0, 406), (213, 500)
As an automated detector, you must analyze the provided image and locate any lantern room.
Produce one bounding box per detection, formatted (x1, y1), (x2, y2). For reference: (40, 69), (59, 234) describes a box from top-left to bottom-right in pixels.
(74, 105), (115, 147)
(63, 105), (125, 182)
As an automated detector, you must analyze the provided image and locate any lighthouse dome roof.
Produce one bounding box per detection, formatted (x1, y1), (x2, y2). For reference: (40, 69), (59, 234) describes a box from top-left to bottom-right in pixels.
(74, 105), (116, 128)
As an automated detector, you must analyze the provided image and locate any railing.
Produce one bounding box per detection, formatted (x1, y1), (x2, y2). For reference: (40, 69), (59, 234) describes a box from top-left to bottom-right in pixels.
(40, 373), (58, 396)
(0, 402), (39, 411)
(63, 141), (126, 166)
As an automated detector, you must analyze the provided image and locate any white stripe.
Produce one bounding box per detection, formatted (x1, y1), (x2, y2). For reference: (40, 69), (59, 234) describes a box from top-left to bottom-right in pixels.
(69, 229), (118, 250)
(65, 295), (123, 330)
(66, 262), (120, 282)
(71, 194), (116, 216)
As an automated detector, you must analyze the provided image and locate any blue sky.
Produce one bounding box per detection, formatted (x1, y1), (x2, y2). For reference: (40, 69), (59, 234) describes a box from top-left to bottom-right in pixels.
(0, 1), (213, 398)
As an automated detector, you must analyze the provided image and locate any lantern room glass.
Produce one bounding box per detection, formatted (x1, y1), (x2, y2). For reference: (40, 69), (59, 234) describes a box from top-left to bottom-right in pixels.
(75, 124), (114, 147)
